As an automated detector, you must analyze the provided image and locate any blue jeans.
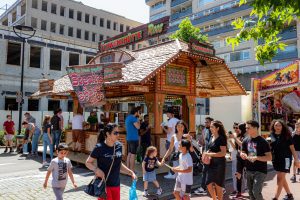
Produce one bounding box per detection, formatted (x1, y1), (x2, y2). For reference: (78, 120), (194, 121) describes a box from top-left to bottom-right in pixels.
(52, 130), (61, 150)
(31, 127), (41, 154)
(43, 133), (53, 162)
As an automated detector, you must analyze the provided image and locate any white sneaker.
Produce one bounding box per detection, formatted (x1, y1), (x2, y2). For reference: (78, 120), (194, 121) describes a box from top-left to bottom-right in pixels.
(42, 162), (49, 167)
(143, 190), (149, 197)
(164, 173), (176, 179)
(156, 188), (162, 195)
(194, 187), (207, 195)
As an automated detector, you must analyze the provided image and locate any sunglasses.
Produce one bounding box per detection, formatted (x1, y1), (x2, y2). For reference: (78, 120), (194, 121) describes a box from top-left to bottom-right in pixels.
(113, 131), (119, 135)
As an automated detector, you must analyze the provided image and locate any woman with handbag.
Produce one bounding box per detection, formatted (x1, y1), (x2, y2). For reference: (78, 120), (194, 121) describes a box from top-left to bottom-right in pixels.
(85, 123), (137, 200)
(203, 120), (227, 200)
(162, 120), (191, 179)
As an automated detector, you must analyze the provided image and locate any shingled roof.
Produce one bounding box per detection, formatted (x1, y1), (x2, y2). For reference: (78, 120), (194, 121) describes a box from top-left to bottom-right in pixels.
(32, 39), (246, 98)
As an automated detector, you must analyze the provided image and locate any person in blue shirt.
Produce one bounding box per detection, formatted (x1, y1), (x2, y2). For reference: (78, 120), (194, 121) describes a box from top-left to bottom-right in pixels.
(125, 107), (141, 172)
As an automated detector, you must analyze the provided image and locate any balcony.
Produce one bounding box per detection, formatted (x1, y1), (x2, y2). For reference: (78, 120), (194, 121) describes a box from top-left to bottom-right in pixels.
(279, 26), (297, 40)
(168, 25), (179, 33)
(170, 7), (192, 21)
(273, 50), (298, 61)
(192, 4), (251, 26)
(204, 25), (234, 36)
(171, 0), (191, 7)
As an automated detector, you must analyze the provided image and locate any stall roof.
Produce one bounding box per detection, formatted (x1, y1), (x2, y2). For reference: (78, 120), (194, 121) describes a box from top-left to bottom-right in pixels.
(32, 39), (246, 98)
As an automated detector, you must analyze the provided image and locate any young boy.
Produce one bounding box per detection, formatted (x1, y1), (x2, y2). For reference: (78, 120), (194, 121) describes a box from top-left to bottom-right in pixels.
(3, 115), (15, 153)
(43, 143), (77, 200)
(171, 139), (193, 200)
(291, 122), (300, 182)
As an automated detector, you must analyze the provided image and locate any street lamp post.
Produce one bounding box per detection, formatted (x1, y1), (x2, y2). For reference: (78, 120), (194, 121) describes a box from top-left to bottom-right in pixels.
(13, 25), (36, 135)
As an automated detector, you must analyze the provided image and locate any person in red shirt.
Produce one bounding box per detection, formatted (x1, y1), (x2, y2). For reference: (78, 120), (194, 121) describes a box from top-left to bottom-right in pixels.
(3, 115), (15, 153)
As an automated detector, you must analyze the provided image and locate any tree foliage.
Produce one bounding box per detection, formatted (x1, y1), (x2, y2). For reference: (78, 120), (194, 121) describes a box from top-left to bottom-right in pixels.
(226, 0), (300, 65)
(170, 17), (208, 43)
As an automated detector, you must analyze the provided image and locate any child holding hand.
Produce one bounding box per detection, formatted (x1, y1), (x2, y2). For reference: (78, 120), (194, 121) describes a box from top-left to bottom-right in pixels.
(142, 146), (163, 197)
(172, 139), (193, 200)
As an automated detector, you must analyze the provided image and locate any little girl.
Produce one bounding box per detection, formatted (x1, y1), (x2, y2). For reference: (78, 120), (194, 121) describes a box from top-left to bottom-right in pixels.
(142, 146), (163, 196)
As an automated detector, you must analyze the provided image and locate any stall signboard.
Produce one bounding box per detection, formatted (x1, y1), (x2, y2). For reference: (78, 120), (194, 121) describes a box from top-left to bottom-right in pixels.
(98, 16), (169, 52)
(189, 38), (215, 56)
(67, 63), (124, 107)
(39, 79), (54, 92)
(260, 62), (299, 90)
(128, 85), (149, 92)
(166, 66), (187, 87)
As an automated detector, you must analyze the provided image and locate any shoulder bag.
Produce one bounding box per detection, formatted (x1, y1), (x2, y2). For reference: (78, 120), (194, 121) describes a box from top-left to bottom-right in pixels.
(84, 144), (116, 198)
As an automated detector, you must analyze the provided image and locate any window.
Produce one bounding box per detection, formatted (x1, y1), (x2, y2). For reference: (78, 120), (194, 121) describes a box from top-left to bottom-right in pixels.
(77, 11), (82, 21)
(100, 18), (104, 27)
(59, 24), (64, 35)
(196, 98), (210, 115)
(48, 100), (60, 111)
(51, 3), (56, 14)
(32, 0), (38, 9)
(31, 17), (37, 28)
(230, 50), (250, 62)
(30, 46), (41, 68)
(7, 42), (21, 65)
(41, 20), (47, 31)
(99, 34), (104, 41)
(120, 24), (124, 32)
(50, 49), (62, 70)
(150, 0), (166, 11)
(113, 22), (117, 30)
(76, 29), (81, 38)
(126, 26), (130, 31)
(92, 16), (96, 25)
(92, 33), (96, 42)
(198, 0), (215, 7)
(5, 97), (18, 111)
(50, 22), (56, 33)
(69, 53), (79, 66)
(69, 9), (74, 19)
(85, 14), (89, 23)
(68, 100), (73, 112)
(42, 1), (47, 12)
(86, 56), (93, 64)
(28, 99), (39, 111)
(107, 20), (111, 29)
(68, 27), (73, 37)
(60, 6), (65, 16)
(150, 11), (166, 21)
(85, 31), (89, 40)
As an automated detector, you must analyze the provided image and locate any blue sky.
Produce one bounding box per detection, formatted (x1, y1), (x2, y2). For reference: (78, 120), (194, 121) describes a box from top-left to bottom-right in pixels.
(0, 0), (149, 23)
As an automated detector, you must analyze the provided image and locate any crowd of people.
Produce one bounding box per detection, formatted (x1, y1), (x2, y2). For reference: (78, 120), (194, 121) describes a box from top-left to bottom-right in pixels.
(2, 106), (300, 200)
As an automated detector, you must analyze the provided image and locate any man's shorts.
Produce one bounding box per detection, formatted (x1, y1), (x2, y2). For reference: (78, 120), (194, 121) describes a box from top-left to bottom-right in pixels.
(174, 180), (192, 196)
(4, 134), (14, 141)
(127, 141), (139, 154)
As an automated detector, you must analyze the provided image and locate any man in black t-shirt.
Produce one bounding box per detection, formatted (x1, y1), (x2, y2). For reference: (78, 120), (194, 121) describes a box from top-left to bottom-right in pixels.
(139, 115), (151, 160)
(241, 120), (272, 200)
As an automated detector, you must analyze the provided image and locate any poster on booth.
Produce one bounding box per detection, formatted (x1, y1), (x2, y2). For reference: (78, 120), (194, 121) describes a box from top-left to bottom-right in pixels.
(260, 62), (299, 90)
(67, 63), (124, 108)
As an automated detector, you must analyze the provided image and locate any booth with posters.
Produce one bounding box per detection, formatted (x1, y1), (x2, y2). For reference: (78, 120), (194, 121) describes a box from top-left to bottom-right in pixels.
(32, 18), (246, 162)
(252, 60), (300, 135)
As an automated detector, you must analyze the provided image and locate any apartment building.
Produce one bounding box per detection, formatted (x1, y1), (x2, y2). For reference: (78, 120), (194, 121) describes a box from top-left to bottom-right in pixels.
(0, 0), (142, 111)
(146, 0), (300, 90)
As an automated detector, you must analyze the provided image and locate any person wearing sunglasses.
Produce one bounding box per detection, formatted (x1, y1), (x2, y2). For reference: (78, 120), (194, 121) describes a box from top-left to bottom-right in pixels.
(86, 123), (136, 200)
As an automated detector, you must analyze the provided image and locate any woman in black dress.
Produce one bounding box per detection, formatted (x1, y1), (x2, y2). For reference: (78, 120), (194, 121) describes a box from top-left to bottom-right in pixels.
(203, 120), (227, 200)
(269, 119), (300, 200)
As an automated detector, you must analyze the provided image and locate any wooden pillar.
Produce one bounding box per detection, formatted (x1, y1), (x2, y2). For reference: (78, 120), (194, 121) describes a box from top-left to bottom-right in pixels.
(181, 96), (189, 125)
(186, 96), (196, 136)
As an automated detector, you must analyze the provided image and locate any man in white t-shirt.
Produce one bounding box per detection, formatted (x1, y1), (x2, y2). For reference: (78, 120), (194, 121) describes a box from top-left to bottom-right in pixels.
(162, 109), (179, 151)
(71, 111), (85, 152)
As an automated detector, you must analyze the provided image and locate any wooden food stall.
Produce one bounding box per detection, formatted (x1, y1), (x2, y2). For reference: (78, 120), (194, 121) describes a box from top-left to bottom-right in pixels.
(32, 38), (246, 160)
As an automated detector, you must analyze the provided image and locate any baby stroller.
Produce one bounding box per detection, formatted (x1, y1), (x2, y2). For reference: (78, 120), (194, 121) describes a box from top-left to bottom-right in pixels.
(190, 139), (203, 176)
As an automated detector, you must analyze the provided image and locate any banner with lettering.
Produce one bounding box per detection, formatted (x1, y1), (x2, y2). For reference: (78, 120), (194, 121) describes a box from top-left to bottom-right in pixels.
(67, 63), (124, 107)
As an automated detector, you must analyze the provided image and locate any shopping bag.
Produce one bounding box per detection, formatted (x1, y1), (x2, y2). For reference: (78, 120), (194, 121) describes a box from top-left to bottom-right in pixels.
(129, 179), (138, 200)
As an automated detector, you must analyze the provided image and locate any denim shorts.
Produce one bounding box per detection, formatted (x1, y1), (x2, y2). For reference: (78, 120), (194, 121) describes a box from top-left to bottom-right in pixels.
(143, 170), (156, 182)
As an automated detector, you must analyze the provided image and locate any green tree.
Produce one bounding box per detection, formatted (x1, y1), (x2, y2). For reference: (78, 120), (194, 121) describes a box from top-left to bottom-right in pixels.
(227, 0), (300, 65)
(170, 17), (208, 43)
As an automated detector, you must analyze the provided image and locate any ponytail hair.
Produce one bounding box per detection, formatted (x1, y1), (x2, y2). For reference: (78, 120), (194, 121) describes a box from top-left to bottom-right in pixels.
(98, 123), (118, 143)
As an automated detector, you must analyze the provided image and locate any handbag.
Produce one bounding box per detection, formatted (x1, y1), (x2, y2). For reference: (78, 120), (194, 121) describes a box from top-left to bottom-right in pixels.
(202, 153), (211, 165)
(84, 144), (116, 198)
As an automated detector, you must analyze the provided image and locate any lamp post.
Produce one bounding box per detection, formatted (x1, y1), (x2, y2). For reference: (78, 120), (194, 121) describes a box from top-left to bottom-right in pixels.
(13, 25), (36, 135)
